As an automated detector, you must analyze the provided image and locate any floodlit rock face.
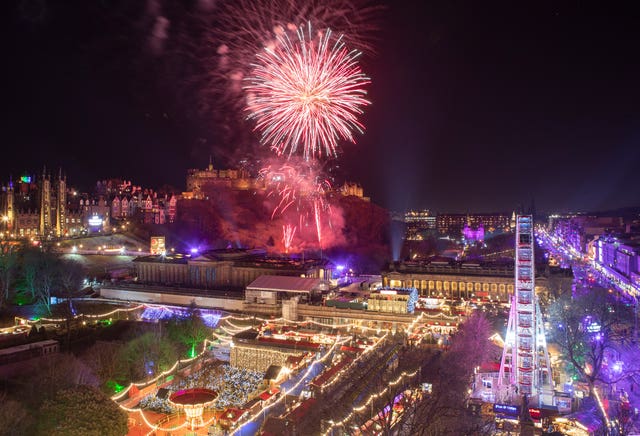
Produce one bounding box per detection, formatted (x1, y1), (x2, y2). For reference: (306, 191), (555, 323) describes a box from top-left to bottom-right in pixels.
(131, 190), (391, 274)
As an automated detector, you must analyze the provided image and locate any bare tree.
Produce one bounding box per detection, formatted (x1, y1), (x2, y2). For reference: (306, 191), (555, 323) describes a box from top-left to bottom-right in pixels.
(57, 259), (86, 344)
(0, 391), (33, 436)
(81, 341), (126, 393)
(14, 352), (97, 409)
(17, 247), (61, 314)
(0, 241), (18, 309)
(549, 287), (637, 396)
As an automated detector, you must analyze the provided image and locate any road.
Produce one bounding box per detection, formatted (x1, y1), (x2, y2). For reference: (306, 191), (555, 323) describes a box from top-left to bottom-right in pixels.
(537, 227), (640, 434)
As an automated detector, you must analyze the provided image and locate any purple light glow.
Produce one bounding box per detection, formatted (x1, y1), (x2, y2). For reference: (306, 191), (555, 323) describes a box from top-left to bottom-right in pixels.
(463, 223), (484, 242)
(612, 361), (623, 373)
(190, 247), (199, 254)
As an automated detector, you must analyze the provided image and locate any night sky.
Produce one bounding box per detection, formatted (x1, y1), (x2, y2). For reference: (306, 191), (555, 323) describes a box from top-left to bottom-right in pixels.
(2, 1), (639, 213)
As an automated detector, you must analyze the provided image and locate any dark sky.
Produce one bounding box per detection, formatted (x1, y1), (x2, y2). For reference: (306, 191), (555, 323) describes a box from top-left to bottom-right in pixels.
(2, 1), (639, 213)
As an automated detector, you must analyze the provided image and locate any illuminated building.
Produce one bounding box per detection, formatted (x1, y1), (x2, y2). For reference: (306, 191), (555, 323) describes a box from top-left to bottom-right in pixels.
(383, 260), (516, 302)
(55, 170), (66, 237)
(77, 196), (110, 232)
(593, 234), (640, 286)
(39, 170), (52, 235)
(110, 189), (177, 225)
(436, 212), (512, 236)
(367, 288), (418, 313)
(463, 222), (485, 242)
(244, 275), (325, 315)
(404, 209), (436, 240)
(550, 214), (624, 254)
(185, 157), (258, 200)
(1, 170), (72, 238)
(230, 329), (316, 372)
(340, 182), (369, 201)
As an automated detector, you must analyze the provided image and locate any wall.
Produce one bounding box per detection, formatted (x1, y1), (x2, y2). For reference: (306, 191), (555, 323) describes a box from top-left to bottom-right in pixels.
(99, 287), (244, 311)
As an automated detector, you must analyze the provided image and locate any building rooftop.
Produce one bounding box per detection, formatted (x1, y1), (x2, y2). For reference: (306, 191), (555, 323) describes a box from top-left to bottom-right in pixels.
(132, 254), (189, 264)
(233, 329), (260, 341)
(0, 339), (58, 357)
(133, 248), (333, 270)
(386, 259), (515, 277)
(246, 275), (322, 293)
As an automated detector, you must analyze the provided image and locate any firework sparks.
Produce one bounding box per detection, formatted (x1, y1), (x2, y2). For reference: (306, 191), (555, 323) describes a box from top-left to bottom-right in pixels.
(260, 160), (332, 244)
(282, 224), (297, 253)
(245, 23), (371, 160)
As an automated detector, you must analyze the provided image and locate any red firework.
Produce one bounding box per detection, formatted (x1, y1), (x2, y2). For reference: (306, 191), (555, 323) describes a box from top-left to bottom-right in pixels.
(282, 224), (297, 253)
(260, 160), (332, 244)
(245, 23), (371, 160)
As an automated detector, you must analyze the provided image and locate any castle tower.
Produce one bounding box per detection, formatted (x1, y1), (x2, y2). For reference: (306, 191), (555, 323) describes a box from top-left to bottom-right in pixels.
(498, 215), (552, 406)
(39, 169), (52, 237)
(55, 169), (66, 237)
(5, 178), (15, 233)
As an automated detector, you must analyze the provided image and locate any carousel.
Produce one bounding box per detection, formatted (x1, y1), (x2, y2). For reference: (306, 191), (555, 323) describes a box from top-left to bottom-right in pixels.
(168, 388), (218, 430)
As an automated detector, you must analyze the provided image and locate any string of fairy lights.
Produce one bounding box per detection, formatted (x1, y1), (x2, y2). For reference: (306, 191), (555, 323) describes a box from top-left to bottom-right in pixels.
(322, 368), (420, 435)
(107, 312), (343, 433)
(315, 332), (388, 392)
(228, 335), (347, 436)
(113, 312), (387, 433)
(14, 301), (453, 431)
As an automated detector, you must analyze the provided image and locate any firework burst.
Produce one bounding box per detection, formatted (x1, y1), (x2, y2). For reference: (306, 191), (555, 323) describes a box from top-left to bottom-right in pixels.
(260, 160), (332, 244)
(245, 23), (371, 160)
(282, 224), (297, 253)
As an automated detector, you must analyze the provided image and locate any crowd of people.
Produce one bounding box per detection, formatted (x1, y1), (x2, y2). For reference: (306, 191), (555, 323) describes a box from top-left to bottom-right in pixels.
(138, 363), (263, 413)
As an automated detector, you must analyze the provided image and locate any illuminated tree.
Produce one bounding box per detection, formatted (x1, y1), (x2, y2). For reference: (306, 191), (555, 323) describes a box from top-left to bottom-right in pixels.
(118, 331), (178, 381)
(167, 305), (210, 358)
(36, 385), (128, 436)
(16, 247), (60, 314)
(81, 341), (127, 394)
(548, 287), (638, 397)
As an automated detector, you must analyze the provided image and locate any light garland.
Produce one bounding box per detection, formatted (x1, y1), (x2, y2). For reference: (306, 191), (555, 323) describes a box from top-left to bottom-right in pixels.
(17, 304), (146, 324)
(101, 304), (446, 433)
(113, 316), (343, 431)
(316, 333), (387, 392)
(322, 368), (419, 435)
(593, 386), (611, 429)
(229, 335), (344, 436)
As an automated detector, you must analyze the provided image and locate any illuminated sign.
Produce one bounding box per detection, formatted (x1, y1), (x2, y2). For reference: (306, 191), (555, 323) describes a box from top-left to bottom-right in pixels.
(528, 408), (541, 420)
(88, 215), (103, 227)
(20, 176), (31, 183)
(380, 290), (398, 295)
(150, 236), (166, 255)
(587, 322), (601, 333)
(493, 403), (520, 416)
